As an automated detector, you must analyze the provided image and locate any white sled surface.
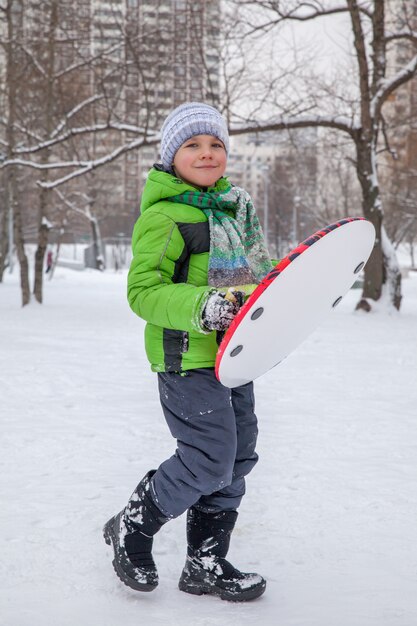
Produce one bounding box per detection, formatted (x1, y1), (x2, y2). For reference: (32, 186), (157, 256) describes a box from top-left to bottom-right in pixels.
(216, 219), (375, 388)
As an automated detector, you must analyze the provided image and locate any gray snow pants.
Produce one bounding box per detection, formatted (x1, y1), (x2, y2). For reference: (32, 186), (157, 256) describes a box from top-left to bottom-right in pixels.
(150, 368), (259, 518)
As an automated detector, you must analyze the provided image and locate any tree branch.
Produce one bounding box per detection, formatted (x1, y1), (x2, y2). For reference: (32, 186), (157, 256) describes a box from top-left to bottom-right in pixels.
(385, 30), (417, 46)
(50, 94), (104, 139)
(372, 53), (417, 119)
(36, 136), (159, 190)
(230, 114), (359, 138)
(233, 0), (372, 36)
(9, 122), (157, 156)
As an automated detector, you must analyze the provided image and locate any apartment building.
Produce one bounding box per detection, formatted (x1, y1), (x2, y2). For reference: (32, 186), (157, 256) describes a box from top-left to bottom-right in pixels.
(90, 0), (222, 236)
(380, 0), (417, 244)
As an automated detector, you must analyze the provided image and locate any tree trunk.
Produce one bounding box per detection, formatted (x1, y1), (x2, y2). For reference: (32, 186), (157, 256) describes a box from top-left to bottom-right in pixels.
(33, 223), (49, 301)
(12, 179), (30, 306)
(357, 190), (384, 305)
(91, 216), (105, 271)
(355, 139), (401, 311)
(49, 240), (61, 280)
(381, 226), (402, 310)
(33, 1), (58, 303)
(86, 178), (105, 270)
(0, 205), (9, 282)
(5, 0), (30, 305)
(33, 190), (50, 303)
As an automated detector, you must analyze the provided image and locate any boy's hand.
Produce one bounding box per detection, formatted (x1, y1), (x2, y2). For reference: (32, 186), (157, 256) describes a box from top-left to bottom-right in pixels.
(202, 290), (245, 332)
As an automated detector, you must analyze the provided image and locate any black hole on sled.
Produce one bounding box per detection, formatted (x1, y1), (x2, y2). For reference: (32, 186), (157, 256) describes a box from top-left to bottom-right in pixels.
(354, 261), (365, 274)
(251, 307), (264, 321)
(230, 345), (243, 357)
(332, 296), (343, 308)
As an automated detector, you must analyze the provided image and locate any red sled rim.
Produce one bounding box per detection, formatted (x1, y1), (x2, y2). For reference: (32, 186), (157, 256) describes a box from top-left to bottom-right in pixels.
(215, 217), (366, 383)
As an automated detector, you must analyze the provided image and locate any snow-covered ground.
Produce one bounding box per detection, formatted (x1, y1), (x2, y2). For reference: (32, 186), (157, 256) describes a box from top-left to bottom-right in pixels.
(1, 267), (417, 626)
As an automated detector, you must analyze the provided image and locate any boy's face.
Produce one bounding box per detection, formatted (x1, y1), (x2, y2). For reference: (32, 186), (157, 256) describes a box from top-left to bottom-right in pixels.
(173, 134), (227, 188)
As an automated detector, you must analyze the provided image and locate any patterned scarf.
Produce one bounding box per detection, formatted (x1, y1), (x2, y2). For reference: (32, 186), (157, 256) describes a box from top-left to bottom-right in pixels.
(167, 182), (271, 288)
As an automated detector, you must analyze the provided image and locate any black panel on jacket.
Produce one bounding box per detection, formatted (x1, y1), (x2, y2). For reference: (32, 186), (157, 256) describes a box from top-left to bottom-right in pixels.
(173, 246), (190, 284)
(173, 221), (210, 284)
(177, 222), (210, 255)
(163, 329), (188, 371)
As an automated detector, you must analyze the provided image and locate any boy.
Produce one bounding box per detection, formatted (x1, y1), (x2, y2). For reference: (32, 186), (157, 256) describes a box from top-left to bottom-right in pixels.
(104, 102), (272, 602)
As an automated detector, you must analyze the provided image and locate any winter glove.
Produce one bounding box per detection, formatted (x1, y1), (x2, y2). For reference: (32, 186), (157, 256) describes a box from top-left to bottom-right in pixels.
(201, 289), (245, 332)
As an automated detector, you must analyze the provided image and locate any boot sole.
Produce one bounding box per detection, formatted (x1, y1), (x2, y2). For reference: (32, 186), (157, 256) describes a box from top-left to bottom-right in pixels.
(178, 574), (266, 602)
(103, 520), (157, 593)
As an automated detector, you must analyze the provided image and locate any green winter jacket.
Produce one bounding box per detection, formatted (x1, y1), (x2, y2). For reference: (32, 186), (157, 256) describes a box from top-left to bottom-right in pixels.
(128, 168), (263, 372)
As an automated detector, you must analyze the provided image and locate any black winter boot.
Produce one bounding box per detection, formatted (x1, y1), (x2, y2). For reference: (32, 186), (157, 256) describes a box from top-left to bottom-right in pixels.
(103, 470), (169, 592)
(178, 507), (266, 602)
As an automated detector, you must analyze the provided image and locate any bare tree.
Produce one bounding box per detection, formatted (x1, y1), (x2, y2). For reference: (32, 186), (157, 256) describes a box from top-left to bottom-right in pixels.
(31, 0), (59, 303)
(1, 0), (224, 308)
(226, 0), (417, 311)
(0, 0), (157, 303)
(1, 0), (31, 304)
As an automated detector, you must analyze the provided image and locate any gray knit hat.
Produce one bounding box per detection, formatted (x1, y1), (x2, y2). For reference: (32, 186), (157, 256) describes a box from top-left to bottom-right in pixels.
(160, 102), (229, 170)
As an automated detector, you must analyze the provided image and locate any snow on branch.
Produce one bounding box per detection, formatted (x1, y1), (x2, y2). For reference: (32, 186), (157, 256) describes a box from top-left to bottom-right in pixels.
(371, 53), (417, 119)
(52, 187), (92, 221)
(230, 114), (359, 137)
(0, 118), (43, 144)
(11, 123), (158, 156)
(3, 158), (86, 170)
(36, 136), (159, 189)
(3, 130), (158, 171)
(269, 3), (361, 21)
(50, 95), (105, 139)
(385, 30), (417, 46)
